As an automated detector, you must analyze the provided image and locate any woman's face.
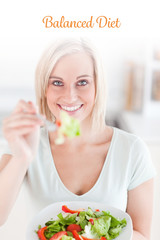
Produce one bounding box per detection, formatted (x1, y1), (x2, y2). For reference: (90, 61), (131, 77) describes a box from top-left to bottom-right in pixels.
(46, 52), (95, 123)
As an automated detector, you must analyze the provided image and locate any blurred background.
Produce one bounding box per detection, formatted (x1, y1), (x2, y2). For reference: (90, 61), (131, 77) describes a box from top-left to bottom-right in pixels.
(0, 35), (160, 240)
(0, 36), (160, 142)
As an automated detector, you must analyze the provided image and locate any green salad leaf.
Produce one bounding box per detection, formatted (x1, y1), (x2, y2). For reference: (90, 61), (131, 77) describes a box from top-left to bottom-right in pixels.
(62, 235), (74, 240)
(76, 211), (88, 229)
(91, 216), (111, 237)
(57, 212), (78, 225)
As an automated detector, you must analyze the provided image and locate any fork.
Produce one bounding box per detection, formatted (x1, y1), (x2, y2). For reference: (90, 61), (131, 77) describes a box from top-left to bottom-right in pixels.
(37, 114), (57, 132)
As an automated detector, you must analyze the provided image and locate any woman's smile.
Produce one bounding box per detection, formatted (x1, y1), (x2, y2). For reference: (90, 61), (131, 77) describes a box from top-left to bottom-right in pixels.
(57, 104), (84, 114)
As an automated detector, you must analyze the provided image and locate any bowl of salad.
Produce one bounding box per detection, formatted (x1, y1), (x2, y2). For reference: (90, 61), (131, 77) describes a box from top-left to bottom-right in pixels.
(26, 201), (133, 240)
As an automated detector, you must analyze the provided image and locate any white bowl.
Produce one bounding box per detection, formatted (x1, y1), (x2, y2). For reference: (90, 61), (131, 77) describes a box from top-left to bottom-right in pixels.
(26, 201), (133, 240)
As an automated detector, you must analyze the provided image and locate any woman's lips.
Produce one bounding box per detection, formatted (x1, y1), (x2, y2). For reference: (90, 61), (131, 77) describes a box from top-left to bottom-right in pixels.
(57, 104), (83, 113)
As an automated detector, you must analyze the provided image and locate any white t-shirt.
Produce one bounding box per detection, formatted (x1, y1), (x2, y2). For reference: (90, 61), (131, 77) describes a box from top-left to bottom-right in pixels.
(1, 127), (156, 212)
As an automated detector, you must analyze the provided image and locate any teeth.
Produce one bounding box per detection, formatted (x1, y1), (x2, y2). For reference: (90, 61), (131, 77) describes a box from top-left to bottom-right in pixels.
(60, 105), (82, 112)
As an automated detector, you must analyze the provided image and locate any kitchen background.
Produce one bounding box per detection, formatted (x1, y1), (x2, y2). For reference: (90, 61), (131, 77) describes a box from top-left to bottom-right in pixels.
(0, 35), (160, 240)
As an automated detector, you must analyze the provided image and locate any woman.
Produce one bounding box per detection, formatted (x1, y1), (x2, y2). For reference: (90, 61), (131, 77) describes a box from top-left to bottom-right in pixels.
(0, 37), (156, 240)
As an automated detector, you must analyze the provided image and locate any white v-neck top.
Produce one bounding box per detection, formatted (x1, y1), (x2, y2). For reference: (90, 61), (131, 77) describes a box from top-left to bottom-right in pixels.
(20, 127), (156, 212)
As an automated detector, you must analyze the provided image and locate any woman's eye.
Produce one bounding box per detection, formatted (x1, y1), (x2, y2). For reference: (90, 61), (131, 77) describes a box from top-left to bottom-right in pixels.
(77, 80), (88, 86)
(52, 81), (63, 86)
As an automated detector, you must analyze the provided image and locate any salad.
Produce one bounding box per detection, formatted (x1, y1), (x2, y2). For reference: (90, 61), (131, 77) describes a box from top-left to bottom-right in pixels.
(55, 111), (80, 144)
(36, 205), (127, 240)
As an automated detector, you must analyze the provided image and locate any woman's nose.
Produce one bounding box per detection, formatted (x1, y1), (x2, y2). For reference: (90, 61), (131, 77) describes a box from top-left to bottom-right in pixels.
(63, 86), (77, 102)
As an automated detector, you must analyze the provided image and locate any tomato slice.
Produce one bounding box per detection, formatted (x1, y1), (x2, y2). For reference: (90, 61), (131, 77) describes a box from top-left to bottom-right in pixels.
(81, 236), (107, 240)
(89, 219), (94, 225)
(49, 231), (67, 240)
(72, 230), (108, 240)
(62, 205), (83, 214)
(81, 236), (95, 240)
(37, 226), (47, 240)
(95, 209), (100, 212)
(66, 224), (82, 232)
(72, 230), (82, 240)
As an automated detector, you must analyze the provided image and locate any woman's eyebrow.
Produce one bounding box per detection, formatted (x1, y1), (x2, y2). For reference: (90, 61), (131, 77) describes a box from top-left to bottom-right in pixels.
(49, 76), (63, 80)
(77, 75), (93, 79)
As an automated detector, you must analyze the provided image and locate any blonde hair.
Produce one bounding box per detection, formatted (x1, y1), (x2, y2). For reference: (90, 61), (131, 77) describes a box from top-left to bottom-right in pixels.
(35, 37), (107, 132)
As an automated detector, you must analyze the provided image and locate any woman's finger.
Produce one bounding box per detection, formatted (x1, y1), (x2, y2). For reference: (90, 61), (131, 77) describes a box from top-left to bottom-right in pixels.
(12, 100), (37, 114)
(5, 126), (39, 139)
(5, 118), (42, 128)
(4, 112), (42, 124)
(2, 114), (43, 133)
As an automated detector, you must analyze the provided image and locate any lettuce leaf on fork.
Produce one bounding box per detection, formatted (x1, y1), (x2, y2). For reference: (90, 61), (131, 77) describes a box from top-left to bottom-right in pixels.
(55, 111), (80, 144)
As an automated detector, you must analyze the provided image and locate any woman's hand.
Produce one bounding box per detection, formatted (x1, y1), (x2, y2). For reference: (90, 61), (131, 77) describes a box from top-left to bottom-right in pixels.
(2, 100), (43, 163)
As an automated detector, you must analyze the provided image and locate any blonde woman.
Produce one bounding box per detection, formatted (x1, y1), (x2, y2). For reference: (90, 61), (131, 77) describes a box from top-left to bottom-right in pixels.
(0, 38), (156, 240)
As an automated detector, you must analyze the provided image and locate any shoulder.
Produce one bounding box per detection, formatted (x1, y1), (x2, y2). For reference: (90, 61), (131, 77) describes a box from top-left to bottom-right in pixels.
(108, 127), (152, 161)
(99, 126), (141, 149)
(113, 127), (138, 140)
(113, 127), (146, 149)
(112, 127), (155, 170)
